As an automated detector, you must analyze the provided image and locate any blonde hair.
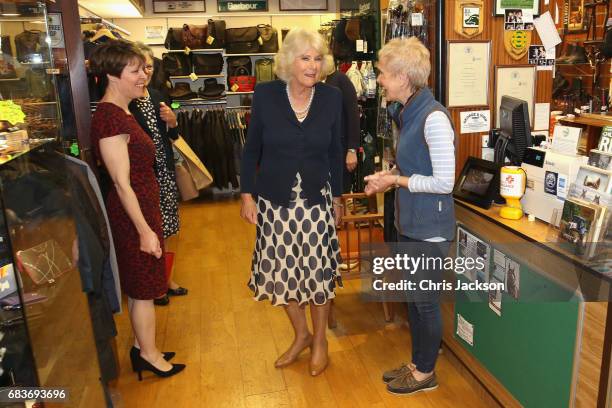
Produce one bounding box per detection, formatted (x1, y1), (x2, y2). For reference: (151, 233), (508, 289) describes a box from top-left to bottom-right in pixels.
(378, 37), (430, 89)
(274, 28), (334, 82)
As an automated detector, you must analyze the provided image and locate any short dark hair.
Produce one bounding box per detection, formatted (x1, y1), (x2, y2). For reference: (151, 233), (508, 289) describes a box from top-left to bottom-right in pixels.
(89, 39), (145, 94)
(89, 39), (145, 79)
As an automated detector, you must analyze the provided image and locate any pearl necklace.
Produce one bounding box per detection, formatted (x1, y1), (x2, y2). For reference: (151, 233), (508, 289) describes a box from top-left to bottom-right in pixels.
(286, 83), (315, 118)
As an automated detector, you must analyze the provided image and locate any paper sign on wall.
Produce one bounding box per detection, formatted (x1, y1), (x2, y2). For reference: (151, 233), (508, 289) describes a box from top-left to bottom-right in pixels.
(145, 26), (165, 42)
(47, 13), (64, 49)
(460, 110), (491, 134)
(457, 313), (474, 346)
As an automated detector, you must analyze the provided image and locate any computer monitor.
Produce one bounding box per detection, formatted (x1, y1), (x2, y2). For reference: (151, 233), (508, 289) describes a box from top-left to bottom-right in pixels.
(494, 96), (532, 165)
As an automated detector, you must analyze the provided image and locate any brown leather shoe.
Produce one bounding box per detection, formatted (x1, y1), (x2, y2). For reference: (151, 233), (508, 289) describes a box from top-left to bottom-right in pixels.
(274, 335), (313, 368)
(387, 371), (438, 395)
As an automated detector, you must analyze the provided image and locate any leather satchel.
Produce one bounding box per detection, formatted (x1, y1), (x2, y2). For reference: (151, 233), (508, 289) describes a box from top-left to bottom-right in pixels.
(227, 56), (252, 77)
(182, 24), (208, 49)
(192, 53), (223, 75)
(257, 24), (279, 53)
(164, 28), (184, 50)
(162, 53), (191, 76)
(225, 26), (260, 54)
(207, 19), (226, 48)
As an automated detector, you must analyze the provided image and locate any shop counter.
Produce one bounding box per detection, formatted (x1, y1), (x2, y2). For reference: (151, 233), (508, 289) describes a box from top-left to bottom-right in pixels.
(442, 199), (611, 408)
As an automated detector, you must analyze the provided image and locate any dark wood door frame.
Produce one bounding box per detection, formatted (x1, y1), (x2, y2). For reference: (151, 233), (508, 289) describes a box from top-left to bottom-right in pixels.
(49, 0), (95, 170)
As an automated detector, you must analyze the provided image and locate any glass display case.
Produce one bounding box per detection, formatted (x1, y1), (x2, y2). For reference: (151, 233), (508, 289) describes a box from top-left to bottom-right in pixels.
(0, 1), (65, 154)
(0, 141), (108, 407)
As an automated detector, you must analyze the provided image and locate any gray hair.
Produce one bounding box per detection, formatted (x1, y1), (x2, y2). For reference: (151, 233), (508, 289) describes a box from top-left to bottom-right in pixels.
(378, 37), (430, 89)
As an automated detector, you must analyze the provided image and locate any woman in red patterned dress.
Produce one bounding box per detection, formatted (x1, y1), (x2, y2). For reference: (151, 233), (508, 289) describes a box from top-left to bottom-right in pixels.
(89, 40), (185, 380)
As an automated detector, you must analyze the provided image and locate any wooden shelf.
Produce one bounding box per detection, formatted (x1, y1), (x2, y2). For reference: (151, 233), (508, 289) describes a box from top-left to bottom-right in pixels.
(166, 49), (224, 53)
(224, 53), (276, 57)
(169, 74), (224, 79)
(559, 115), (612, 128)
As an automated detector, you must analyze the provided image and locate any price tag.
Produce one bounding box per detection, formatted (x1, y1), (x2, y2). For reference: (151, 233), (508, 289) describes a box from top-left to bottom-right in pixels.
(230, 83), (240, 92)
(411, 13), (424, 26)
(258, 36), (264, 46)
(206, 36), (215, 45)
(189, 72), (198, 81)
(184, 47), (191, 55)
(363, 41), (368, 53)
(356, 40), (364, 52)
(374, 155), (381, 164)
(69, 142), (79, 156)
(45, 68), (60, 75)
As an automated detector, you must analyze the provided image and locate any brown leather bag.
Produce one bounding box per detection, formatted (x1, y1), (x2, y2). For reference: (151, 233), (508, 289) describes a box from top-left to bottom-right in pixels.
(164, 28), (184, 50)
(182, 24), (208, 49)
(225, 26), (260, 54)
(345, 18), (361, 41)
(257, 24), (279, 53)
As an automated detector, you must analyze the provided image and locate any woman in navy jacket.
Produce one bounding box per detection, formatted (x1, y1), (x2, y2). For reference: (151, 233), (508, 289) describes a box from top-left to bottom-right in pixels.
(240, 28), (343, 377)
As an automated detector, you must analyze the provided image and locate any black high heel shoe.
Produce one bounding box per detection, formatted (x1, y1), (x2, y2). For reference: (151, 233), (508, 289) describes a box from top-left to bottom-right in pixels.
(134, 354), (185, 381)
(130, 346), (176, 372)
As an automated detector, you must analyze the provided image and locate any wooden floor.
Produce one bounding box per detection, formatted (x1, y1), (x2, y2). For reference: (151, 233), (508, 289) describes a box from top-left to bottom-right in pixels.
(109, 198), (494, 408)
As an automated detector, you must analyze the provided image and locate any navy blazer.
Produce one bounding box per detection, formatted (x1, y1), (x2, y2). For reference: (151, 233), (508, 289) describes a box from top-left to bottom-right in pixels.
(240, 80), (344, 207)
(129, 87), (179, 174)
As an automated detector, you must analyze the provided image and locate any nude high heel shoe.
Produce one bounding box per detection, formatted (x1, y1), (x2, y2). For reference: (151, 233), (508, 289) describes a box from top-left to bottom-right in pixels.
(274, 335), (313, 368)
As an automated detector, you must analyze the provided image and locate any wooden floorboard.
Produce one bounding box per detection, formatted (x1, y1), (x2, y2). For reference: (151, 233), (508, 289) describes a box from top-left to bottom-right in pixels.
(110, 198), (493, 407)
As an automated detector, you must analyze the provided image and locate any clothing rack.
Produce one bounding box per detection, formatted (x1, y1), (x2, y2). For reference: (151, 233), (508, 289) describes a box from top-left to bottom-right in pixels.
(79, 16), (131, 36)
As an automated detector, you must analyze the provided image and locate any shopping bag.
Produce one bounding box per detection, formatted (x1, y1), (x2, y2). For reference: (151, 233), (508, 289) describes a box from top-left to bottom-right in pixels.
(173, 136), (213, 191)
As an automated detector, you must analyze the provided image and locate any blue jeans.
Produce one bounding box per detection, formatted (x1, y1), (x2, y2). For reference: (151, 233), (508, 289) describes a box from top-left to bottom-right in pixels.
(398, 234), (447, 373)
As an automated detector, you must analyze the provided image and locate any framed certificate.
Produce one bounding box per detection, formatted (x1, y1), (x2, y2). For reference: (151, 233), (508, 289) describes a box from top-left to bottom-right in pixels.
(280, 0), (328, 10)
(446, 41), (491, 108)
(493, 0), (539, 16)
(494, 65), (536, 128)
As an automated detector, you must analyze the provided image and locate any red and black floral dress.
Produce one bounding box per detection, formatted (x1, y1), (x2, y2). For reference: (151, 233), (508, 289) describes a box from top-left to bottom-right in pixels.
(91, 102), (167, 300)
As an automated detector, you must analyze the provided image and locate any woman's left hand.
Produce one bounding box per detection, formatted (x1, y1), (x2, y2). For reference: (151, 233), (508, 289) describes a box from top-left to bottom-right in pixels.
(364, 171), (395, 195)
(160, 102), (178, 128)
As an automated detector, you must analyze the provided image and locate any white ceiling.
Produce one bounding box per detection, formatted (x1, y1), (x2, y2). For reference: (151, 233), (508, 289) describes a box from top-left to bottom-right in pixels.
(78, 0), (142, 18)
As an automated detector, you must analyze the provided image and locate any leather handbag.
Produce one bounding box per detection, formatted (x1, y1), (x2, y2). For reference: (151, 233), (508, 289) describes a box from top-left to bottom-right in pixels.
(164, 28), (185, 50)
(14, 30), (47, 63)
(162, 53), (191, 76)
(182, 24), (208, 49)
(228, 66), (256, 92)
(345, 18), (361, 41)
(16, 239), (73, 285)
(174, 136), (213, 192)
(192, 53), (223, 75)
(225, 26), (260, 54)
(226, 56), (252, 77)
(207, 19), (226, 48)
(257, 24), (279, 53)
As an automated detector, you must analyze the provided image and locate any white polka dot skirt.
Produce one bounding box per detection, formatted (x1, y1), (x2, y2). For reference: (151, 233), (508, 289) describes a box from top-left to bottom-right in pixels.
(248, 173), (343, 306)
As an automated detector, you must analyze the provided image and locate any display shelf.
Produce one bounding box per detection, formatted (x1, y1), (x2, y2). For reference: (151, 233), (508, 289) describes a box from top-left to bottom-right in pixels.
(165, 48), (224, 53)
(170, 98), (227, 106)
(226, 91), (254, 95)
(223, 53), (276, 57)
(559, 115), (612, 128)
(0, 78), (19, 82)
(169, 74), (224, 79)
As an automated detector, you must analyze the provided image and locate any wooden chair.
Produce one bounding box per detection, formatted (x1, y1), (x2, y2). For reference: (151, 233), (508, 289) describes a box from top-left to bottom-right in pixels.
(328, 193), (394, 328)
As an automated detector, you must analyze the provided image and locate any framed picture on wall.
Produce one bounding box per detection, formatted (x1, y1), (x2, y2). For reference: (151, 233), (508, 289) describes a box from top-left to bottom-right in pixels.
(493, 0), (539, 17)
(446, 41), (491, 108)
(494, 65), (536, 128)
(567, 0), (587, 32)
(153, 0), (205, 13)
(217, 0), (268, 12)
(279, 0), (328, 11)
